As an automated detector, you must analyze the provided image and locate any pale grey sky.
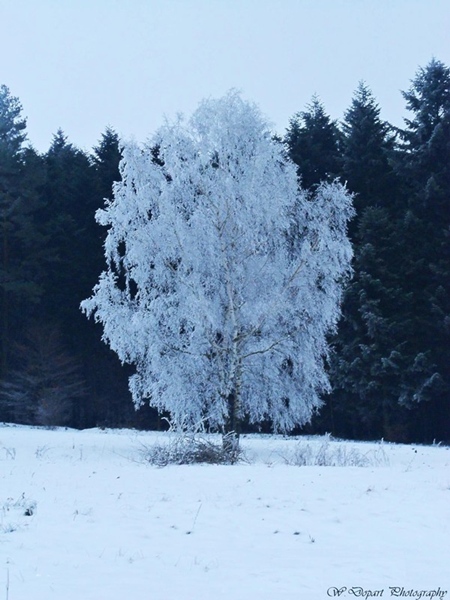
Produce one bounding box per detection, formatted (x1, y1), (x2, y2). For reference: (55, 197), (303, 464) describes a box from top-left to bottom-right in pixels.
(1, 0), (449, 152)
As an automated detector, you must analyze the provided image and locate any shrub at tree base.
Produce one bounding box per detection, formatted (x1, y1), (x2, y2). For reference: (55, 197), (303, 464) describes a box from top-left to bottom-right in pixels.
(140, 432), (245, 466)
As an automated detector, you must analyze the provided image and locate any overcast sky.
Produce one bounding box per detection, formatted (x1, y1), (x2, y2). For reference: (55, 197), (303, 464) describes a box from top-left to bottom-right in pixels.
(1, 0), (449, 153)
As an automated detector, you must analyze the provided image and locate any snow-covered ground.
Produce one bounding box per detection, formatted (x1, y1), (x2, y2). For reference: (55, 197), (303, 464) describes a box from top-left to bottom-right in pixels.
(1, 425), (449, 600)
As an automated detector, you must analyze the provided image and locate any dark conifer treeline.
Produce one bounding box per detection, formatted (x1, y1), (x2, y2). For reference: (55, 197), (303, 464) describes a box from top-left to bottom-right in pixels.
(0, 59), (449, 442)
(285, 59), (450, 443)
(0, 97), (158, 429)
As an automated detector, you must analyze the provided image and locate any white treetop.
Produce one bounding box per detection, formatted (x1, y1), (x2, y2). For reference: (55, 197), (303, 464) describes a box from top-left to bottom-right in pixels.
(82, 92), (354, 433)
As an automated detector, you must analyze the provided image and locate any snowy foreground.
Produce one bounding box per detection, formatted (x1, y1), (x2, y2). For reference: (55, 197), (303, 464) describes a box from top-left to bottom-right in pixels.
(1, 426), (449, 600)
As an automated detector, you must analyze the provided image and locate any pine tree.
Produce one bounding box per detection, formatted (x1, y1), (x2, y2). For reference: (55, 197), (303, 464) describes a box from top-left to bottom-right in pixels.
(284, 95), (341, 189)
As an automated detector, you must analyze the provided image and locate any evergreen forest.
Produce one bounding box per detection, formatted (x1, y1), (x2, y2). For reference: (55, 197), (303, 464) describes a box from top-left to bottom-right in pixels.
(1, 58), (449, 443)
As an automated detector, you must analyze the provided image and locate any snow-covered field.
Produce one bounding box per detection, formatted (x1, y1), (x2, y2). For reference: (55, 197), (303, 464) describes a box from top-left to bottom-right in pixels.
(1, 425), (449, 600)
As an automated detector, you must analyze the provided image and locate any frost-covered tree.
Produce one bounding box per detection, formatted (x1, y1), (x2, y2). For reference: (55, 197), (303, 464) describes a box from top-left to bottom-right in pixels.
(82, 92), (354, 435)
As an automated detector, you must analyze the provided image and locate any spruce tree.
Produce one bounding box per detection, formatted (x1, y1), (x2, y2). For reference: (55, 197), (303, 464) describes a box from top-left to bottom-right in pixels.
(39, 130), (97, 323)
(0, 86), (46, 378)
(40, 127), (132, 428)
(88, 128), (135, 428)
(92, 127), (122, 201)
(36, 131), (103, 426)
(394, 59), (450, 440)
(341, 82), (399, 218)
(284, 95), (341, 189)
(328, 83), (409, 440)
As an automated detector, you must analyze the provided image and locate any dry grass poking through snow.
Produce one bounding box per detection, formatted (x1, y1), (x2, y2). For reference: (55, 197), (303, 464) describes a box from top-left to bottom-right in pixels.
(275, 433), (390, 467)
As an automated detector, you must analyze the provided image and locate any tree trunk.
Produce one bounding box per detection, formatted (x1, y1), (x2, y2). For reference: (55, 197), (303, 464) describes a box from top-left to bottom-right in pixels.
(1, 220), (9, 378)
(223, 388), (241, 460)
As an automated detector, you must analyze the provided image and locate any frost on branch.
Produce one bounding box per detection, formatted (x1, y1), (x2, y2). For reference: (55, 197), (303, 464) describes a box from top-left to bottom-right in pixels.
(81, 91), (354, 433)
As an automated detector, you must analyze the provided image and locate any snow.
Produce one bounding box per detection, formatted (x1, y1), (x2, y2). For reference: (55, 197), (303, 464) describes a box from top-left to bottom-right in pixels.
(1, 425), (449, 599)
